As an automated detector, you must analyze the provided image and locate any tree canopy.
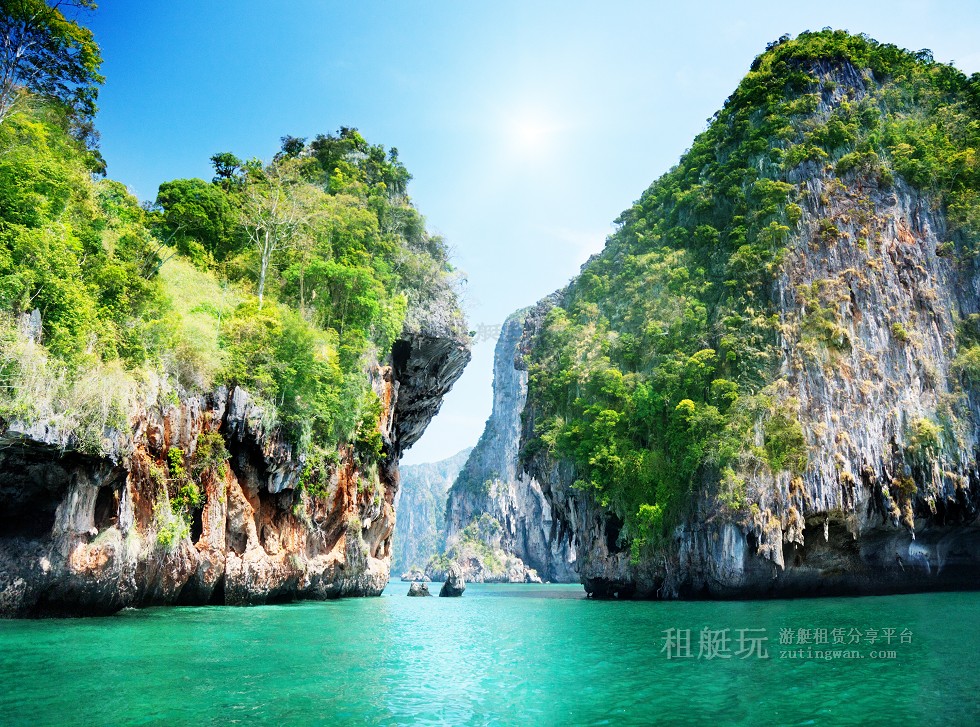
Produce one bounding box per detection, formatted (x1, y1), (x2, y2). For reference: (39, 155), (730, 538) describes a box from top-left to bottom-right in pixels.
(0, 0), (103, 131)
(155, 178), (241, 262)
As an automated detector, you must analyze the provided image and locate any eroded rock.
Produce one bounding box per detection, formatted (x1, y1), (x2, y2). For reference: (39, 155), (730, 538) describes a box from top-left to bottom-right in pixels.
(443, 310), (577, 583)
(400, 568), (429, 582)
(439, 563), (465, 597)
(0, 323), (469, 616)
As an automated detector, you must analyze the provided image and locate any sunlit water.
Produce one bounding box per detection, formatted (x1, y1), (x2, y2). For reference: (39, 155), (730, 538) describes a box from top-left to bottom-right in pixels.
(1, 584), (978, 725)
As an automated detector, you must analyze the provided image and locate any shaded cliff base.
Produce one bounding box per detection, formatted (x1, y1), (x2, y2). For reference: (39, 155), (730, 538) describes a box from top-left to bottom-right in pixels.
(582, 512), (980, 600)
(0, 388), (392, 618)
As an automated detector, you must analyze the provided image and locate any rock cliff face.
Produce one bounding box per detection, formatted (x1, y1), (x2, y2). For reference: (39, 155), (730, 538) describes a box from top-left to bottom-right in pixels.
(0, 323), (469, 616)
(519, 44), (980, 598)
(392, 447), (471, 577)
(443, 311), (577, 582)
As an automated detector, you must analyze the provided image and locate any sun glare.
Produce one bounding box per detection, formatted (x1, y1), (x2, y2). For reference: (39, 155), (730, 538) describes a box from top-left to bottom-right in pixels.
(504, 109), (562, 156)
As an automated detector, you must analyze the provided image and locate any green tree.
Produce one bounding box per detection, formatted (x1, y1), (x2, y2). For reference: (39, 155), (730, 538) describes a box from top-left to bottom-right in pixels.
(210, 152), (243, 188)
(0, 101), (167, 363)
(239, 163), (324, 309)
(0, 0), (103, 127)
(155, 178), (240, 261)
(277, 135), (306, 159)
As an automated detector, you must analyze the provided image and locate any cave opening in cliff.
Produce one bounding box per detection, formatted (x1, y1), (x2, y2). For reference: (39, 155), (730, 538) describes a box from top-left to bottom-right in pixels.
(605, 514), (626, 553)
(0, 445), (101, 539)
(190, 505), (204, 543)
(390, 340), (411, 380)
(228, 527), (247, 556)
(208, 575), (226, 605)
(93, 486), (118, 530)
(0, 502), (59, 539)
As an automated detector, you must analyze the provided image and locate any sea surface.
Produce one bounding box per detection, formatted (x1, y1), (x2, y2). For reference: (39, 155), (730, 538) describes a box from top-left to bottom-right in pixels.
(1, 584), (978, 725)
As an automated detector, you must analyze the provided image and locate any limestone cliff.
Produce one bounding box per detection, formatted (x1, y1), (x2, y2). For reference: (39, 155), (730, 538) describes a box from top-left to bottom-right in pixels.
(519, 34), (980, 598)
(392, 447), (471, 577)
(0, 320), (469, 616)
(442, 310), (576, 583)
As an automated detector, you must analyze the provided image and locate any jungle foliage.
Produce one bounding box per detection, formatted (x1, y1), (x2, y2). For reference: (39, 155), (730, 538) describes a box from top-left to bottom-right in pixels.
(0, 17), (461, 477)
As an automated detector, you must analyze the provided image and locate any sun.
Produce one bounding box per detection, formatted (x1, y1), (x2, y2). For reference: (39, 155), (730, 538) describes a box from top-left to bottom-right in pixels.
(504, 109), (561, 156)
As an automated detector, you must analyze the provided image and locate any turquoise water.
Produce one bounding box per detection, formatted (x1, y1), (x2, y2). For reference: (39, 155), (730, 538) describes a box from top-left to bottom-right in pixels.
(1, 584), (978, 725)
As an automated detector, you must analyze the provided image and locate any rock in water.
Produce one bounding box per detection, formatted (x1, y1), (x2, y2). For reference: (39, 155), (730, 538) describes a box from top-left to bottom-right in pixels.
(407, 582), (432, 597)
(400, 567), (429, 582)
(439, 564), (466, 597)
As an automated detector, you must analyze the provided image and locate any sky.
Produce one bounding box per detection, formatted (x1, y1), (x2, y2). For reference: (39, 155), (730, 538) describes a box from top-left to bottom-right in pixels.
(86, 0), (980, 465)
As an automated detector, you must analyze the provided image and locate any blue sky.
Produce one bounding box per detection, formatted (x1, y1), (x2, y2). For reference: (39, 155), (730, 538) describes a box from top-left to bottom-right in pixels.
(88, 1), (980, 464)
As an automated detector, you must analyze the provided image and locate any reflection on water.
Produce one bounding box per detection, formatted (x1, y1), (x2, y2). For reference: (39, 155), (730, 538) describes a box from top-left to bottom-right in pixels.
(0, 584), (977, 725)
